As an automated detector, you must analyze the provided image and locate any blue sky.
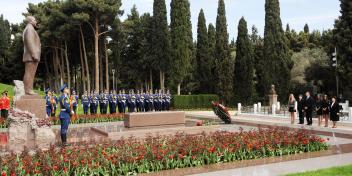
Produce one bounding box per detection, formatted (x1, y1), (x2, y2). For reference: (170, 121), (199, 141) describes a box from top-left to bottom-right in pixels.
(0, 0), (341, 40)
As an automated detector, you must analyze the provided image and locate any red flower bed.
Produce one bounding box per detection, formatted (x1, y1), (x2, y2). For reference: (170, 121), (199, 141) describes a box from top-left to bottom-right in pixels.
(0, 127), (328, 175)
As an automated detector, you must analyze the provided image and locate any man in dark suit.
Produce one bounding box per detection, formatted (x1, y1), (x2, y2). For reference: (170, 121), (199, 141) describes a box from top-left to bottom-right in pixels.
(304, 91), (315, 125)
(297, 94), (305, 124)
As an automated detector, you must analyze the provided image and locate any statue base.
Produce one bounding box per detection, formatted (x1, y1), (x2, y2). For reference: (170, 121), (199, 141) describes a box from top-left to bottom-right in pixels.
(7, 109), (55, 153)
(14, 95), (47, 118)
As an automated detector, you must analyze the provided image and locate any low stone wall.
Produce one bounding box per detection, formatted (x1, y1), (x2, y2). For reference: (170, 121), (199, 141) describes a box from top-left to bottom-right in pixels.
(124, 111), (186, 128)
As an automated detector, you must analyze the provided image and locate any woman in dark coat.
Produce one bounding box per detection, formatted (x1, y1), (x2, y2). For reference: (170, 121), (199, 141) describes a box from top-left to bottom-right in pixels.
(330, 96), (340, 128)
(322, 95), (330, 127)
(316, 95), (323, 126)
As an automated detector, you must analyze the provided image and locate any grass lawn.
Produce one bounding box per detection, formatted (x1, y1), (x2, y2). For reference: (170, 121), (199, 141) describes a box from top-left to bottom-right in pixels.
(0, 83), (45, 97)
(287, 164), (352, 176)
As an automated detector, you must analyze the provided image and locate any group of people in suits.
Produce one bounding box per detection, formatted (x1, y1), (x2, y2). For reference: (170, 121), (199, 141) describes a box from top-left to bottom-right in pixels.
(288, 91), (341, 128)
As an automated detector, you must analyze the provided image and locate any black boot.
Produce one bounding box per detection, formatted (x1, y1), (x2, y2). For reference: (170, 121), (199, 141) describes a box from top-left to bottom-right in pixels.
(61, 134), (67, 147)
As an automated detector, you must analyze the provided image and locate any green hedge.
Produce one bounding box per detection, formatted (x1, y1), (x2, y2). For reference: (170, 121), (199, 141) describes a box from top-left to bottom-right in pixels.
(172, 94), (219, 109)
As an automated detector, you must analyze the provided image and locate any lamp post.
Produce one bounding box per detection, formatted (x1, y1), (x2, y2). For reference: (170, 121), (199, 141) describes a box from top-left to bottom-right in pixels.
(112, 69), (116, 91)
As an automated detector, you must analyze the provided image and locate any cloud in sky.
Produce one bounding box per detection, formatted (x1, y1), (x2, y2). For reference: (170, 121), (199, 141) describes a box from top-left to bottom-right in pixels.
(0, 0), (341, 39)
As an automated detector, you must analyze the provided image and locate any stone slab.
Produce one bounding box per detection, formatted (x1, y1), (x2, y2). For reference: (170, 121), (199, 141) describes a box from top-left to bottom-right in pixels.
(14, 95), (46, 118)
(124, 111), (185, 128)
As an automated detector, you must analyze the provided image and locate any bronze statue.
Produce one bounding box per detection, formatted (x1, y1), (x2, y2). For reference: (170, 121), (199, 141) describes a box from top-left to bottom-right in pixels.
(23, 16), (41, 95)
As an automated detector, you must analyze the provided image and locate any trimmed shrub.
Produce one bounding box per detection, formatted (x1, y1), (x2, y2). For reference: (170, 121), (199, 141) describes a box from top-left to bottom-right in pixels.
(172, 94), (219, 109)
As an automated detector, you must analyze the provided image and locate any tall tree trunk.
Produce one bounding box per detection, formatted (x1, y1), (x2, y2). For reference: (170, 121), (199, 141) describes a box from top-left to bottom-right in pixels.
(79, 35), (86, 92)
(177, 83), (181, 95)
(53, 49), (59, 91)
(80, 26), (90, 93)
(57, 45), (64, 86)
(94, 16), (100, 92)
(44, 54), (52, 90)
(64, 41), (71, 88)
(105, 41), (109, 91)
(149, 69), (153, 91)
(159, 70), (164, 90)
(100, 54), (103, 91)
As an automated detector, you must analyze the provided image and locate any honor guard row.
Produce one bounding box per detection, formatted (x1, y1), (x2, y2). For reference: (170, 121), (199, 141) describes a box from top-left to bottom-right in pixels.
(45, 88), (171, 116)
(82, 89), (172, 115)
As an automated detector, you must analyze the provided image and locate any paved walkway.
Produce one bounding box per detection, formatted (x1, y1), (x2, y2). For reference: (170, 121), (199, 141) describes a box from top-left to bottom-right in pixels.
(186, 111), (352, 134)
(190, 153), (352, 176)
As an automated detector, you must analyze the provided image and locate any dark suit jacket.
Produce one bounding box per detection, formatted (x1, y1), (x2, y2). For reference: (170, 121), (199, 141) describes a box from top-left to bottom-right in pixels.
(23, 23), (41, 62)
(304, 96), (315, 112)
(297, 99), (304, 112)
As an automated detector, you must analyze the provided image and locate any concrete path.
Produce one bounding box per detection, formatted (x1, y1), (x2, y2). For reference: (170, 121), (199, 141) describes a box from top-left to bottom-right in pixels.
(190, 153), (352, 176)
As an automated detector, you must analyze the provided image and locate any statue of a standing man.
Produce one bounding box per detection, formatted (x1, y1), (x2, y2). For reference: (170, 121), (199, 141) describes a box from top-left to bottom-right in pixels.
(23, 16), (41, 95)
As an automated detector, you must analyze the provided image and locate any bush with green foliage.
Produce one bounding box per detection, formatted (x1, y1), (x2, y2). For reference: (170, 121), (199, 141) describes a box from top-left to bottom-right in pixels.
(172, 94), (219, 109)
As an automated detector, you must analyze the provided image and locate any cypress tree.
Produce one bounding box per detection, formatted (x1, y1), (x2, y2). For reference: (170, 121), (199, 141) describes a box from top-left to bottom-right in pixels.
(334, 0), (352, 98)
(208, 23), (216, 93)
(262, 0), (292, 100)
(170, 0), (192, 95)
(215, 0), (233, 104)
(234, 17), (254, 105)
(304, 23), (310, 34)
(196, 9), (212, 93)
(152, 0), (170, 90)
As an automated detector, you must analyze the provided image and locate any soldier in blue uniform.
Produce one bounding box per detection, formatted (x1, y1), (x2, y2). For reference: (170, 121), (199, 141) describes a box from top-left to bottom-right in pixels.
(164, 89), (171, 111)
(137, 90), (145, 112)
(153, 89), (160, 111)
(45, 88), (53, 117)
(128, 90), (136, 112)
(89, 91), (95, 114)
(100, 90), (109, 114)
(109, 90), (118, 114)
(93, 91), (100, 114)
(82, 91), (90, 115)
(71, 90), (79, 115)
(119, 89), (127, 113)
(148, 89), (154, 111)
(52, 91), (58, 117)
(59, 84), (73, 146)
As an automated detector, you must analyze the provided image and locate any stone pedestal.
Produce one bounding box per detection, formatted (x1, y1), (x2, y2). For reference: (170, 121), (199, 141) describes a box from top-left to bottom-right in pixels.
(268, 94), (278, 108)
(14, 95), (46, 118)
(7, 109), (56, 153)
(124, 111), (185, 128)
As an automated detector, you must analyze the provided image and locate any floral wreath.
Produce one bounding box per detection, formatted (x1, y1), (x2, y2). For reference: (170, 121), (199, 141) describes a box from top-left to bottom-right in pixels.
(211, 101), (231, 124)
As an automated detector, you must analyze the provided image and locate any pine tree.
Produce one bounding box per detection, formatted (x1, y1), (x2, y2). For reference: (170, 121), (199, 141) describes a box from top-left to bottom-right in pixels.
(208, 23), (216, 93)
(170, 0), (192, 95)
(215, 0), (233, 104)
(251, 25), (265, 102)
(334, 0), (352, 99)
(262, 0), (292, 101)
(196, 9), (212, 93)
(152, 0), (170, 90)
(234, 17), (254, 105)
(0, 14), (11, 64)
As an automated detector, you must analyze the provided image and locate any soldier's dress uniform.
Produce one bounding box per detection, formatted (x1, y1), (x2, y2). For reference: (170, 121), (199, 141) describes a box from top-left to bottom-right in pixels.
(100, 92), (109, 114)
(52, 92), (58, 117)
(93, 93), (100, 114)
(164, 91), (171, 111)
(59, 84), (72, 146)
(128, 93), (136, 113)
(89, 93), (96, 115)
(45, 89), (52, 117)
(118, 92), (127, 113)
(109, 93), (118, 114)
(153, 91), (160, 111)
(71, 91), (79, 115)
(137, 92), (145, 112)
(82, 93), (90, 115)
